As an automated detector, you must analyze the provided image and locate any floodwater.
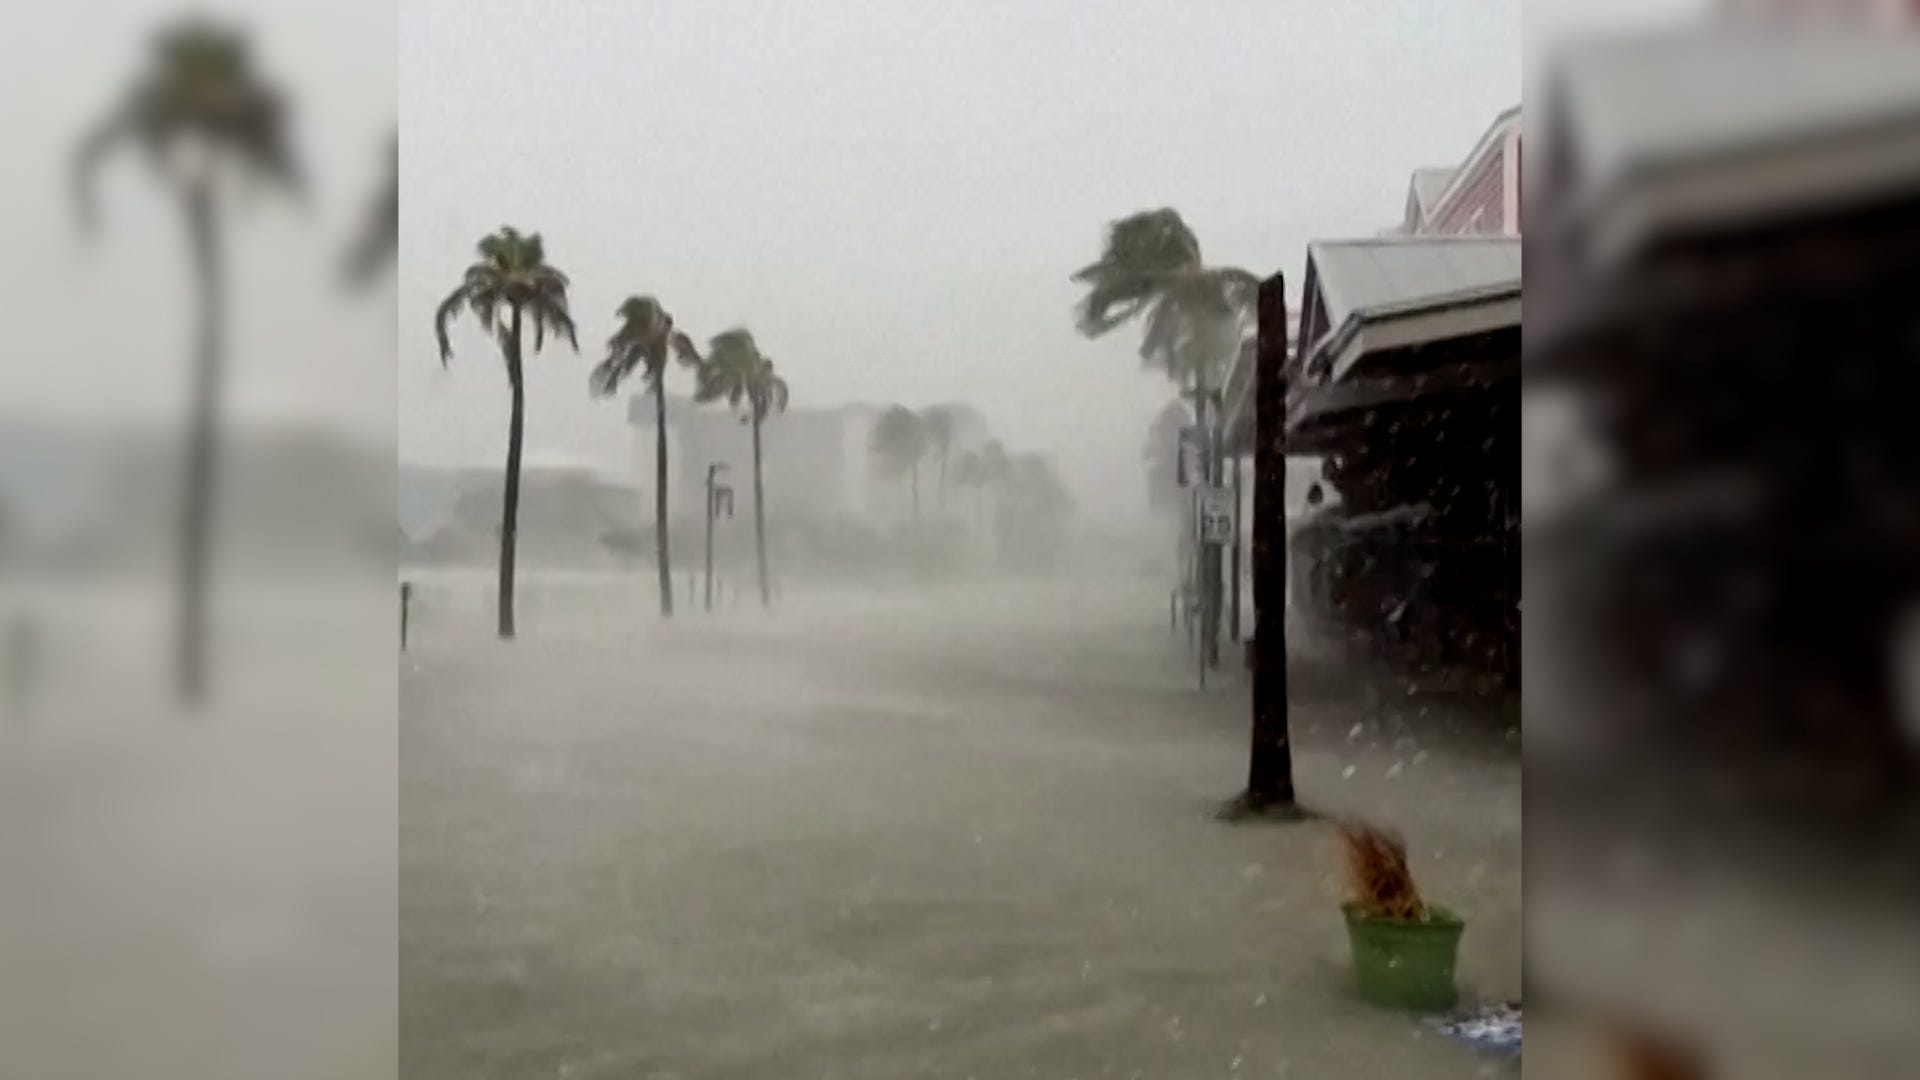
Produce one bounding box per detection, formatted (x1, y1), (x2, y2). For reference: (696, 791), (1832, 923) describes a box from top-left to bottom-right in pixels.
(400, 572), (1520, 1079)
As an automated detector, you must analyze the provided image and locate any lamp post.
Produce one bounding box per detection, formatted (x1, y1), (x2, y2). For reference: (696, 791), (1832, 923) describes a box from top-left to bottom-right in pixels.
(704, 463), (734, 612)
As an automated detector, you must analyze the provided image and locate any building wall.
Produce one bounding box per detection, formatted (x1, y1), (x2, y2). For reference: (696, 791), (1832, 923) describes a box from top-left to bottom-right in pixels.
(1416, 111), (1522, 237)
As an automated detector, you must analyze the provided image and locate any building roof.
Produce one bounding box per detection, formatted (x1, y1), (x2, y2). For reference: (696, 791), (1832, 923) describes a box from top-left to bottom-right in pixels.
(1554, 31), (1920, 196)
(1307, 237), (1522, 342)
(1410, 166), (1457, 216)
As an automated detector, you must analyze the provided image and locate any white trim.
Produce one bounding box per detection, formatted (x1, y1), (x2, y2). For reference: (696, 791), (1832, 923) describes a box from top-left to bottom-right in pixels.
(1328, 296), (1524, 383)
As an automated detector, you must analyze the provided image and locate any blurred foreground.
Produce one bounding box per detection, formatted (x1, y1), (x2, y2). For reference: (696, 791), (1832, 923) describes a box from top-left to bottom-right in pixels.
(401, 576), (1520, 1079)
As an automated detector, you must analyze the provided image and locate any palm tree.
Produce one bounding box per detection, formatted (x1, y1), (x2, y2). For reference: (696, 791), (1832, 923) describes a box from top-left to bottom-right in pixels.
(433, 226), (579, 638)
(952, 450), (983, 537)
(1073, 208), (1255, 668)
(73, 17), (300, 701)
(974, 439), (1010, 548)
(686, 329), (788, 607)
(589, 296), (697, 617)
(870, 405), (927, 522)
(343, 132), (396, 287)
(919, 405), (958, 513)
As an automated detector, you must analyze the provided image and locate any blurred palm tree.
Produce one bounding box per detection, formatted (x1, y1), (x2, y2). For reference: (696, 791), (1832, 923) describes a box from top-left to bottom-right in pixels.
(919, 405), (958, 512)
(433, 226), (579, 638)
(1072, 208), (1255, 666)
(963, 439), (1011, 545)
(589, 296), (698, 617)
(72, 17), (300, 701)
(870, 405), (927, 522)
(686, 329), (788, 607)
(343, 132), (396, 287)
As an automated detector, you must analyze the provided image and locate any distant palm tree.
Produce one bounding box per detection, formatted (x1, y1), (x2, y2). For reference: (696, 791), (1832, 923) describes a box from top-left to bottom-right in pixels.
(972, 439), (1011, 546)
(73, 17), (300, 701)
(870, 405), (927, 522)
(589, 296), (697, 617)
(919, 405), (958, 513)
(433, 226), (579, 638)
(687, 329), (788, 607)
(343, 132), (396, 287)
(1073, 208), (1255, 666)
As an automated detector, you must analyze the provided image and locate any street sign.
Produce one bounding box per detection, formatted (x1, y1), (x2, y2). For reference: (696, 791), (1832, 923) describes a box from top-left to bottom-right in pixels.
(1197, 486), (1233, 544)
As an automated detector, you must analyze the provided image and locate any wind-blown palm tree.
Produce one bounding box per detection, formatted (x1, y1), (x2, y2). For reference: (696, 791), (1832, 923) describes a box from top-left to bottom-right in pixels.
(686, 329), (788, 607)
(343, 132), (396, 287)
(433, 226), (579, 638)
(1073, 208), (1256, 667)
(870, 405), (927, 522)
(73, 17), (300, 701)
(589, 296), (697, 617)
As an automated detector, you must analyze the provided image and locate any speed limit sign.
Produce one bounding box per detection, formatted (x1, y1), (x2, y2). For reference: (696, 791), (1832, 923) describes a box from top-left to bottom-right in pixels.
(1196, 486), (1233, 544)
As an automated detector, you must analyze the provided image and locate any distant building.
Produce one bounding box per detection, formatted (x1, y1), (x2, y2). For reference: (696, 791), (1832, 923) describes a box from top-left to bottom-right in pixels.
(627, 395), (884, 525)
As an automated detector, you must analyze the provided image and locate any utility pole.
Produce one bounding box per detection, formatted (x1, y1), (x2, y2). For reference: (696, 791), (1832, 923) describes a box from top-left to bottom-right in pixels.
(704, 462), (733, 613)
(1222, 271), (1301, 822)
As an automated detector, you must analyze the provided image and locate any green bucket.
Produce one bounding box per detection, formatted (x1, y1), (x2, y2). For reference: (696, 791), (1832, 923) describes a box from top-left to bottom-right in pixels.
(1341, 902), (1464, 1011)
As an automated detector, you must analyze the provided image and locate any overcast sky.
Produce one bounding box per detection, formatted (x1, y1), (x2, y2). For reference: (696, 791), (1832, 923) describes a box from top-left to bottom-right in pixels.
(400, 0), (1523, 523)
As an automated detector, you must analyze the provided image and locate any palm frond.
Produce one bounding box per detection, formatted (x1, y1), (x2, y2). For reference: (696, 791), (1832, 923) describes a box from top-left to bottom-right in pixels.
(588, 343), (640, 399)
(341, 136), (396, 287)
(433, 283), (467, 364)
(670, 331), (703, 369)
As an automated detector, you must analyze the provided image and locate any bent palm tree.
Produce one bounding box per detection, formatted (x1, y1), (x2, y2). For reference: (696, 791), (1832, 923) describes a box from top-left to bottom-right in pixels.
(73, 17), (300, 702)
(589, 296), (697, 617)
(687, 329), (788, 607)
(870, 405), (927, 522)
(1073, 208), (1256, 669)
(433, 226), (579, 638)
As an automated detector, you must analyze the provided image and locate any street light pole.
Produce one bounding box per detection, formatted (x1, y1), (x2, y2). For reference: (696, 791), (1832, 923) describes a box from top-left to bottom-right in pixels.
(705, 463), (732, 613)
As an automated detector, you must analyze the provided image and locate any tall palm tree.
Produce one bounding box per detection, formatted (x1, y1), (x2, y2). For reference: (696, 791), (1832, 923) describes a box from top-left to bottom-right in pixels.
(343, 132), (396, 287)
(686, 329), (788, 607)
(433, 226), (579, 638)
(870, 405), (927, 522)
(919, 405), (958, 513)
(589, 296), (697, 617)
(1073, 208), (1256, 668)
(73, 17), (300, 701)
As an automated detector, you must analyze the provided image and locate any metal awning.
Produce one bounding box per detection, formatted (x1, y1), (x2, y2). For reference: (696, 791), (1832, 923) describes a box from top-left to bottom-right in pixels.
(1222, 238), (1521, 453)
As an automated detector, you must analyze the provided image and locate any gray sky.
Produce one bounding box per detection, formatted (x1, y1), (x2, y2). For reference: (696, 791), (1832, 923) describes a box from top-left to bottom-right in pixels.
(401, 0), (1522, 524)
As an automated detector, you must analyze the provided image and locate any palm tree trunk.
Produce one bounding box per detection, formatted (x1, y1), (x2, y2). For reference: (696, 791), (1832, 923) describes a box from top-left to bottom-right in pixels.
(654, 379), (674, 617)
(1242, 273), (1295, 810)
(498, 304), (525, 639)
(910, 462), (920, 523)
(937, 447), (948, 512)
(177, 181), (220, 702)
(751, 411), (769, 608)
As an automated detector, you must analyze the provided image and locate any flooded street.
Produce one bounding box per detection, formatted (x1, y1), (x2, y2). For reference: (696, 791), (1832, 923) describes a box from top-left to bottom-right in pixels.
(401, 575), (1519, 1078)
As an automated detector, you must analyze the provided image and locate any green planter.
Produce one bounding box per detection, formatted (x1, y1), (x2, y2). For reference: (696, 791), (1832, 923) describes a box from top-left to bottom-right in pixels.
(1342, 902), (1464, 1011)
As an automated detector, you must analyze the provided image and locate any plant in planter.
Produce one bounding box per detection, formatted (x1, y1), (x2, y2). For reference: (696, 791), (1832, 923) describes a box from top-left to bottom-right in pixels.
(1337, 820), (1464, 1010)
